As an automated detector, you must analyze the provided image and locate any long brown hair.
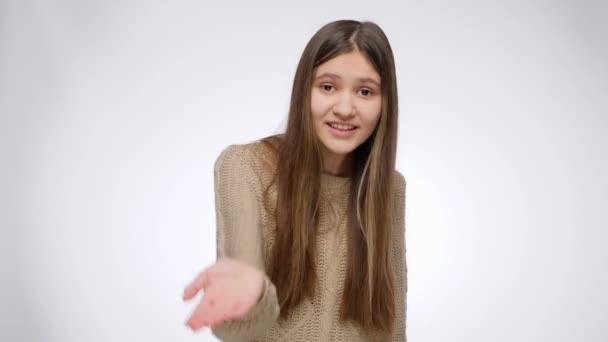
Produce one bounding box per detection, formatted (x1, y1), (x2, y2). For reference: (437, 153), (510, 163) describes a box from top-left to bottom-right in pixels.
(262, 19), (399, 334)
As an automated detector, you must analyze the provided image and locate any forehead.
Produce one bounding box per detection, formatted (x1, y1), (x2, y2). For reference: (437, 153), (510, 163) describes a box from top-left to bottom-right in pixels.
(314, 50), (380, 83)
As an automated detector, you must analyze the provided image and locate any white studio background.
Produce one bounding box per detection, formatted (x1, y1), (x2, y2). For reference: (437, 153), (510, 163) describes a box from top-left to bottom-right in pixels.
(1, 1), (606, 341)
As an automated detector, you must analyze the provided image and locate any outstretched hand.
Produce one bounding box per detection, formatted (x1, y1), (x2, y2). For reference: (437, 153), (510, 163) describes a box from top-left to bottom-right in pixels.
(183, 257), (265, 330)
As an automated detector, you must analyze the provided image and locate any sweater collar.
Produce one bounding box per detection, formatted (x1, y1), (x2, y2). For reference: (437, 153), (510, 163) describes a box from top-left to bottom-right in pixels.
(321, 172), (351, 191)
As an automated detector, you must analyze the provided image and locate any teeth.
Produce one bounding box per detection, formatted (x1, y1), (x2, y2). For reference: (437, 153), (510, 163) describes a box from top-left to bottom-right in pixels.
(329, 123), (355, 131)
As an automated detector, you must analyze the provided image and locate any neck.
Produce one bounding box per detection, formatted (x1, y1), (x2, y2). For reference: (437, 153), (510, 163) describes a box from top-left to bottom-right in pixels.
(322, 150), (352, 177)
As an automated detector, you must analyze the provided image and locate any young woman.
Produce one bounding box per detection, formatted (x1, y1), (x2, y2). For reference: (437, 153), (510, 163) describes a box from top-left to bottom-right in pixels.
(183, 19), (407, 341)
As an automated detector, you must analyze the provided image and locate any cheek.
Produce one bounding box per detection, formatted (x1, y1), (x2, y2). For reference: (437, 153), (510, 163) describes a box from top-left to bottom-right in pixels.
(310, 89), (334, 119)
(359, 101), (382, 131)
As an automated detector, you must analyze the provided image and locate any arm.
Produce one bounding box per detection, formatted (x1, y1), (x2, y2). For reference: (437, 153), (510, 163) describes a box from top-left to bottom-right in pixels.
(211, 145), (280, 341)
(390, 171), (407, 341)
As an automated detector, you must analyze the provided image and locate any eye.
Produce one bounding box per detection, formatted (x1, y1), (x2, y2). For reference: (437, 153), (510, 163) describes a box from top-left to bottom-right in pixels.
(360, 88), (374, 96)
(321, 84), (334, 92)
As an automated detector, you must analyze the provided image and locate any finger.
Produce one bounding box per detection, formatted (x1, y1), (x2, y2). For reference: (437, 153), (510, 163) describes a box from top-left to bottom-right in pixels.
(183, 260), (231, 300)
(186, 285), (223, 329)
(184, 259), (240, 300)
(183, 270), (210, 301)
(185, 299), (211, 330)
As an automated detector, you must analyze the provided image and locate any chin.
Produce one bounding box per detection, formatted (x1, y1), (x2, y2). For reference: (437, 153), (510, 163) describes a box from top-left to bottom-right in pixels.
(322, 141), (358, 156)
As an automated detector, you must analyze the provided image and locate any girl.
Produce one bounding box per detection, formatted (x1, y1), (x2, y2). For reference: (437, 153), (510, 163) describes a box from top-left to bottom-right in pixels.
(183, 19), (407, 341)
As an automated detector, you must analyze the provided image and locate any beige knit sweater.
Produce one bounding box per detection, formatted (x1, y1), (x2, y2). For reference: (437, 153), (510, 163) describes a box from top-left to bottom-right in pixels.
(210, 140), (407, 342)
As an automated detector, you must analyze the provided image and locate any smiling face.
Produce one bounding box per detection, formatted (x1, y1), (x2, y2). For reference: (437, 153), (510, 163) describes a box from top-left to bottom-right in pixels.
(311, 49), (382, 175)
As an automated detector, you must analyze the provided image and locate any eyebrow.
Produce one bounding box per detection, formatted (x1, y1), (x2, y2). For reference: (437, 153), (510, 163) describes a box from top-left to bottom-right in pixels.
(314, 72), (381, 88)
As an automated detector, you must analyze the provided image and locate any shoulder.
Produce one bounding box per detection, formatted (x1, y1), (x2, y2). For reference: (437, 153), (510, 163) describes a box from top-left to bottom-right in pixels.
(392, 169), (406, 218)
(214, 143), (253, 172)
(214, 140), (265, 167)
(391, 170), (407, 235)
(214, 137), (279, 185)
(393, 169), (406, 194)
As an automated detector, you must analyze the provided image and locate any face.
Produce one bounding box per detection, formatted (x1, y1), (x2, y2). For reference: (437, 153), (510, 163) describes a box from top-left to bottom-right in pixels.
(310, 49), (382, 173)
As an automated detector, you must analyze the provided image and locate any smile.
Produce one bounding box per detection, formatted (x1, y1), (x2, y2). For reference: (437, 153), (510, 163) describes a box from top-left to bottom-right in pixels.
(327, 123), (358, 137)
(327, 122), (357, 131)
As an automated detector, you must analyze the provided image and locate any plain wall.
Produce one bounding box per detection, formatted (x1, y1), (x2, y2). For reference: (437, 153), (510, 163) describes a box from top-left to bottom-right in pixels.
(1, 0), (606, 341)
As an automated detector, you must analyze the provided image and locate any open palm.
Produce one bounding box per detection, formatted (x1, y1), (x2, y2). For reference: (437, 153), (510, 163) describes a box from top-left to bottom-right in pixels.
(183, 258), (265, 330)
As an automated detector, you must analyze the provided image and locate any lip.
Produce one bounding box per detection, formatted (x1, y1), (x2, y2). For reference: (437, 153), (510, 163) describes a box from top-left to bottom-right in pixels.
(326, 122), (358, 129)
(326, 122), (358, 138)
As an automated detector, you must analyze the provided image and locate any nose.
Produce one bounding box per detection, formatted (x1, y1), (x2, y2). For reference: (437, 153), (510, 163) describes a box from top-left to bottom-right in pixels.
(332, 92), (355, 118)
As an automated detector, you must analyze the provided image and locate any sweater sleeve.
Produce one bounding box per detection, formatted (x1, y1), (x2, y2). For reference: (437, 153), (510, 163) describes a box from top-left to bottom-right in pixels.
(389, 171), (408, 342)
(210, 145), (280, 341)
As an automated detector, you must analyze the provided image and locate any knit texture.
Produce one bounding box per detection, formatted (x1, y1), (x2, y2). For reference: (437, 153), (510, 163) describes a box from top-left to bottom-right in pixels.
(211, 140), (407, 342)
